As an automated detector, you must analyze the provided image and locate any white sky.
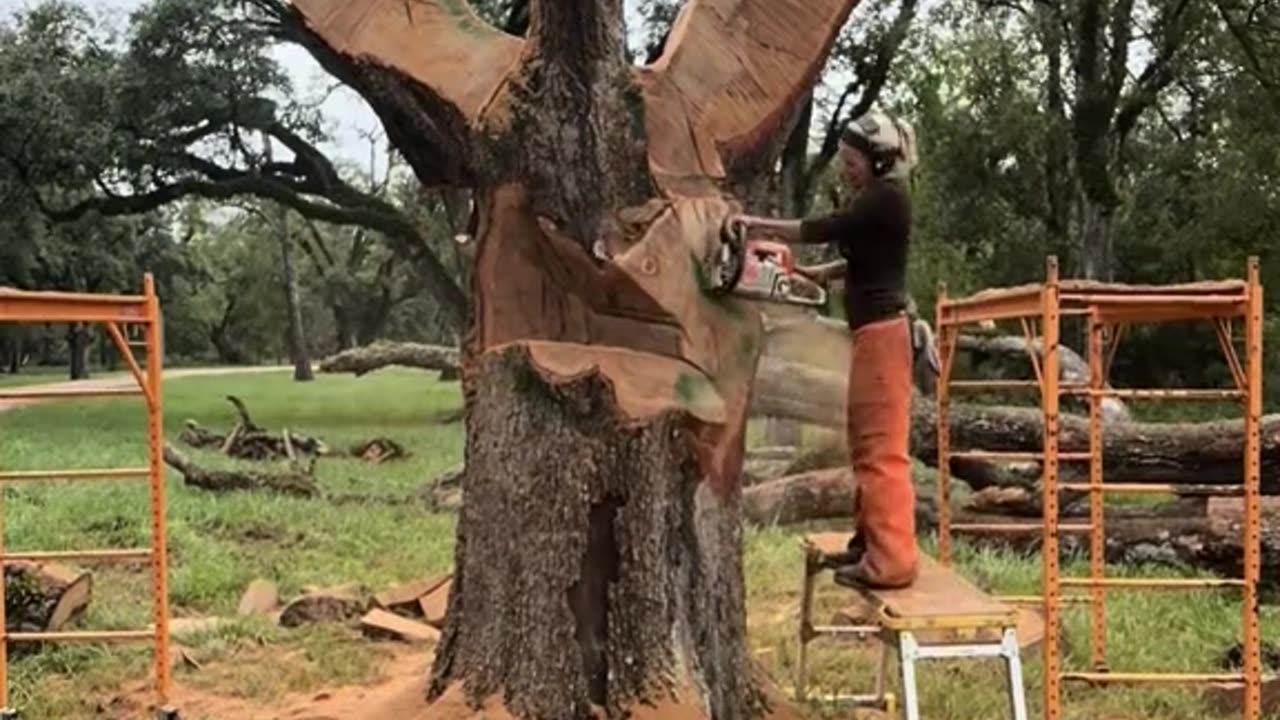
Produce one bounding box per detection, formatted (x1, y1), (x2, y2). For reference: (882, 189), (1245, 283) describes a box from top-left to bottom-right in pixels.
(0, 0), (649, 171)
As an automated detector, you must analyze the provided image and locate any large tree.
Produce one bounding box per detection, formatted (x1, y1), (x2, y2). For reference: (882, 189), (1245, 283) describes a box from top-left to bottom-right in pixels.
(252, 0), (859, 717)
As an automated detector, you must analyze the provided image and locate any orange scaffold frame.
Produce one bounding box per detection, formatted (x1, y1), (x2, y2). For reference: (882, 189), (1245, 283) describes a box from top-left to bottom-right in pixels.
(933, 256), (1264, 719)
(0, 276), (173, 718)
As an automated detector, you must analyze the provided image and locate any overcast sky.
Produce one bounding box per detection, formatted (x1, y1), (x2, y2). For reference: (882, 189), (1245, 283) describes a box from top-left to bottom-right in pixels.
(0, 0), (649, 171)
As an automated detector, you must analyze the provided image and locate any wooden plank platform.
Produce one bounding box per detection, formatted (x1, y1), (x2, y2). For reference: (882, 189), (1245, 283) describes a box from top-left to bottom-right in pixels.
(803, 533), (1016, 629)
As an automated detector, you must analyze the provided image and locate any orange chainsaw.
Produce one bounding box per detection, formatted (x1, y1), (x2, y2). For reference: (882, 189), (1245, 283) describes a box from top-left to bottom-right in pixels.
(706, 219), (828, 307)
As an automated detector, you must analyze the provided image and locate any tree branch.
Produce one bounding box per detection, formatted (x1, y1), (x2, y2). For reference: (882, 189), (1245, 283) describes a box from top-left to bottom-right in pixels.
(251, 0), (523, 188)
(642, 0), (862, 190)
(1113, 0), (1197, 141)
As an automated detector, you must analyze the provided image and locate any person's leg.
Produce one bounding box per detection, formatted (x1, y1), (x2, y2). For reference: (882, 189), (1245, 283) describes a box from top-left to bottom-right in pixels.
(837, 314), (918, 588)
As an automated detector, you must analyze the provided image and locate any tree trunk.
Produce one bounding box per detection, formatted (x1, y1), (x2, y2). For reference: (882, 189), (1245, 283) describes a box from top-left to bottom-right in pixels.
(274, 197), (314, 382)
(277, 0), (862, 716)
(66, 323), (90, 380)
(5, 562), (92, 636)
(430, 346), (762, 718)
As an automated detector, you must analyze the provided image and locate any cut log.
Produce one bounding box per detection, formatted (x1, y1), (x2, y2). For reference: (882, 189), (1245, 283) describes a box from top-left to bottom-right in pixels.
(745, 472), (1280, 590)
(318, 341), (461, 378)
(279, 587), (367, 628)
(4, 561), (91, 634)
(753, 355), (1280, 494)
(360, 608), (442, 644)
(163, 442), (319, 498)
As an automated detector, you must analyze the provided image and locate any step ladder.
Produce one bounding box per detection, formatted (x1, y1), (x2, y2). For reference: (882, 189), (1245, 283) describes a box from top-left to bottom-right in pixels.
(796, 533), (1028, 720)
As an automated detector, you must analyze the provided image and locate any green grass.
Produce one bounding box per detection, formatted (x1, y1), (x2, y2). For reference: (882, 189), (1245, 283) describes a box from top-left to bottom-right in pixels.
(0, 369), (1274, 718)
(0, 366), (69, 387)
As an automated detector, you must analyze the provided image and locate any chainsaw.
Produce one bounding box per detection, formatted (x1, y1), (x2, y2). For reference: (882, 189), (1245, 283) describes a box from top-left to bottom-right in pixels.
(706, 219), (828, 307)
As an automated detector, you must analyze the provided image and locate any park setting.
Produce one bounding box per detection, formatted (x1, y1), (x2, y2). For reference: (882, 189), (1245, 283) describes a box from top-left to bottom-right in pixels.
(1, 0), (1278, 718)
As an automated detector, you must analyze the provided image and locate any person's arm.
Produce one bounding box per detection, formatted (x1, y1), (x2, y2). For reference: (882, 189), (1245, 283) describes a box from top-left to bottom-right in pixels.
(796, 259), (846, 283)
(730, 216), (804, 243)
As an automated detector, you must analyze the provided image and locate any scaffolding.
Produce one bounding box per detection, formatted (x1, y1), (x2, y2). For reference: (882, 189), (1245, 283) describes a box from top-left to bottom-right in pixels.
(0, 277), (174, 719)
(933, 256), (1263, 720)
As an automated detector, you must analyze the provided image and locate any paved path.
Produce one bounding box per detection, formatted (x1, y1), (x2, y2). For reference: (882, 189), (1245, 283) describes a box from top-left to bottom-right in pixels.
(0, 365), (293, 413)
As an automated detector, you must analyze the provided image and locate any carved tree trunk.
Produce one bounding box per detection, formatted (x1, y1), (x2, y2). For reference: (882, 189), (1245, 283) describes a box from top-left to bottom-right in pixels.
(273, 0), (861, 717)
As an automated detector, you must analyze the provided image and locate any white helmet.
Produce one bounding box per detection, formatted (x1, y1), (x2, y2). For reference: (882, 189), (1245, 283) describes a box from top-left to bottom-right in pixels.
(842, 110), (918, 181)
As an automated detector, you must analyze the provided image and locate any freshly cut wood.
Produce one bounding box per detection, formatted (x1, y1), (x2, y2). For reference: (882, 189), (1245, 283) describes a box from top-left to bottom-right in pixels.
(279, 587), (366, 628)
(4, 561), (91, 634)
(237, 579), (280, 616)
(419, 579), (452, 628)
(163, 442), (319, 498)
(373, 575), (450, 615)
(360, 608), (441, 644)
(319, 341), (461, 378)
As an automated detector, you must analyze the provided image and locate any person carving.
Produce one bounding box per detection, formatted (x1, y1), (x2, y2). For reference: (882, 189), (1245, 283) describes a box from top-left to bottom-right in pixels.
(728, 109), (921, 589)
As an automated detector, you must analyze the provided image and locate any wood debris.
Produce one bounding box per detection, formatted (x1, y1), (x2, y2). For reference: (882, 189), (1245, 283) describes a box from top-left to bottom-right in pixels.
(4, 561), (91, 637)
(360, 608), (441, 644)
(279, 587), (367, 628)
(373, 575), (449, 616)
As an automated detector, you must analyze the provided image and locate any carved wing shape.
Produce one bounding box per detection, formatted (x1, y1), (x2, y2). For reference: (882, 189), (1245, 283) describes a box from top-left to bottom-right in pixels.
(640, 0), (860, 184)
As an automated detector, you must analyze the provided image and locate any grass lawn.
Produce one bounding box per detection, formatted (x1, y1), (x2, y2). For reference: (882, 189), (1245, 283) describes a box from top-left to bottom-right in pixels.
(0, 369), (1273, 719)
(0, 366), (73, 388)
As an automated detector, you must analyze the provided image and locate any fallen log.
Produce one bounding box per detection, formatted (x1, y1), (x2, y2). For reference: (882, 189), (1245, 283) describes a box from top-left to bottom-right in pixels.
(319, 341), (460, 379)
(4, 562), (92, 635)
(754, 356), (1280, 494)
(742, 471), (1280, 590)
(163, 442), (319, 498)
(318, 339), (1279, 493)
(180, 397), (329, 461)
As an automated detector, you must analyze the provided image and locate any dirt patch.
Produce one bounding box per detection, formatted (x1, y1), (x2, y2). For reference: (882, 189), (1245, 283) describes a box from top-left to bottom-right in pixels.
(104, 649), (434, 720)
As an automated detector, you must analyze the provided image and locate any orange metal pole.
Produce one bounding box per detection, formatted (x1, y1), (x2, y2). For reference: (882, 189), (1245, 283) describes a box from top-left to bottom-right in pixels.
(143, 274), (173, 709)
(104, 321), (153, 407)
(936, 282), (954, 565)
(1041, 255), (1063, 720)
(0, 469), (8, 714)
(1242, 257), (1262, 719)
(1087, 314), (1106, 671)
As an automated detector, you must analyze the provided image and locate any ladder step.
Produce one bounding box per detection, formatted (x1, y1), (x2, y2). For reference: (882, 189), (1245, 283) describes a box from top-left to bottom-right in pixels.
(950, 451), (1092, 461)
(3, 548), (152, 562)
(1061, 671), (1246, 685)
(1059, 577), (1246, 590)
(0, 387), (140, 401)
(1063, 388), (1244, 400)
(1059, 482), (1243, 496)
(5, 629), (153, 643)
(952, 523), (1091, 534)
(0, 468), (150, 482)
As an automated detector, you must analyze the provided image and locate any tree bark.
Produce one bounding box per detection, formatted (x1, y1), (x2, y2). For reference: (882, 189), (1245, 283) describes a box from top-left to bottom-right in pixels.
(66, 323), (90, 380)
(276, 205), (315, 382)
(273, 0), (864, 715)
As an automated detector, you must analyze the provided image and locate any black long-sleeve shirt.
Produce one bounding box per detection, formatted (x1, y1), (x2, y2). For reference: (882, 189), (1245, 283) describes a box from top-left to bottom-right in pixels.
(798, 178), (911, 330)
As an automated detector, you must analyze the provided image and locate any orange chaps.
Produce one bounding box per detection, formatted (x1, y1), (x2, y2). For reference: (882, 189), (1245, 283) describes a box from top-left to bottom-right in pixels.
(846, 314), (920, 588)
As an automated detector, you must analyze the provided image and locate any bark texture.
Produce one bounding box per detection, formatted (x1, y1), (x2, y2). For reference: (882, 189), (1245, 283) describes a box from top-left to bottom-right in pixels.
(429, 347), (760, 719)
(272, 1), (864, 717)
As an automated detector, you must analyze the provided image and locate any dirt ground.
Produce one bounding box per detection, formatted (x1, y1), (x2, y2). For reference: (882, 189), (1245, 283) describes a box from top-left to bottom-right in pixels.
(104, 649), (440, 720)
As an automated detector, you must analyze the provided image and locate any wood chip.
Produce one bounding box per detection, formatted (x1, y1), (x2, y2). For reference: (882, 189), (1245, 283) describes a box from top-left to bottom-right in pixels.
(237, 579), (280, 616)
(360, 608), (441, 644)
(418, 579), (452, 628)
(373, 575), (449, 614)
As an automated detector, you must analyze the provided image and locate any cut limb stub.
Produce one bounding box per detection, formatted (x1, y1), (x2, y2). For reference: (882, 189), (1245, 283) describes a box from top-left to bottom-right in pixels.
(4, 561), (92, 636)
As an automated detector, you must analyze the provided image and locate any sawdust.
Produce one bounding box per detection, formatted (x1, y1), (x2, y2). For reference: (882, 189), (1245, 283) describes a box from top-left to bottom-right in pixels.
(103, 649), (436, 720)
